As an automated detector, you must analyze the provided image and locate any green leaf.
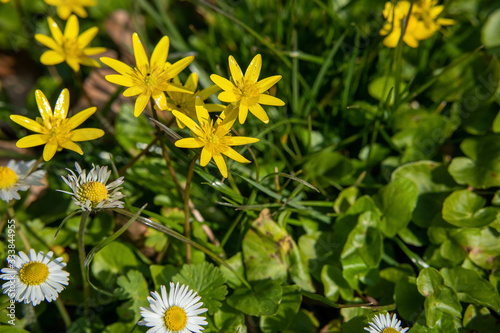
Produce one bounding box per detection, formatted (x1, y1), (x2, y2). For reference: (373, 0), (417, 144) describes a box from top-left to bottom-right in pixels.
(260, 285), (302, 333)
(321, 264), (353, 302)
(417, 267), (444, 297)
(463, 304), (500, 332)
(226, 280), (282, 316)
(441, 267), (500, 312)
(392, 161), (458, 227)
(448, 135), (500, 189)
(482, 8), (500, 49)
(375, 178), (418, 237)
(172, 262), (227, 315)
(115, 270), (150, 322)
(368, 75), (406, 102)
(67, 317), (105, 333)
(115, 103), (154, 154)
(213, 303), (245, 333)
(91, 241), (142, 289)
(333, 186), (359, 214)
(150, 264), (179, 290)
(442, 190), (498, 228)
(395, 277), (425, 322)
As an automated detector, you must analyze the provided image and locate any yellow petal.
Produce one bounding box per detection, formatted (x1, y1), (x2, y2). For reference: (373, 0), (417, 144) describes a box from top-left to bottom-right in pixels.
(175, 138), (205, 148)
(438, 18), (455, 26)
(205, 103), (225, 112)
(66, 57), (81, 72)
(211, 74), (235, 92)
(228, 55), (243, 85)
(258, 94), (285, 106)
(218, 91), (237, 103)
(221, 136), (259, 146)
(244, 54), (262, 83)
(64, 15), (80, 40)
(100, 57), (133, 76)
(47, 17), (63, 44)
(164, 56), (194, 78)
(16, 134), (49, 148)
(57, 6), (71, 20)
(403, 33), (419, 48)
(213, 153), (227, 178)
(82, 47), (106, 56)
(200, 146), (213, 166)
(53, 89), (69, 121)
(222, 147), (251, 163)
(78, 26), (98, 48)
(70, 128), (105, 141)
(198, 84), (220, 100)
(150, 36), (169, 71)
(249, 103), (269, 124)
(35, 90), (52, 122)
(257, 75), (282, 93)
(185, 73), (198, 91)
(35, 34), (58, 50)
(105, 74), (135, 87)
(67, 107), (96, 129)
(123, 86), (143, 97)
(40, 50), (65, 66)
(152, 92), (168, 110)
(79, 57), (101, 68)
(165, 83), (193, 94)
(195, 98), (210, 124)
(383, 29), (401, 48)
(218, 105), (238, 132)
(172, 111), (203, 137)
(43, 140), (58, 161)
(60, 140), (83, 154)
(72, 6), (88, 18)
(134, 93), (150, 117)
(10, 115), (45, 133)
(238, 104), (249, 124)
(132, 33), (149, 71)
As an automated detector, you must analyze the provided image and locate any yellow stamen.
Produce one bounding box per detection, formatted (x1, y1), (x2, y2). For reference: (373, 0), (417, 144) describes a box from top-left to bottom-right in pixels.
(382, 328), (400, 333)
(19, 262), (49, 285)
(78, 181), (108, 206)
(0, 167), (19, 189)
(164, 305), (188, 331)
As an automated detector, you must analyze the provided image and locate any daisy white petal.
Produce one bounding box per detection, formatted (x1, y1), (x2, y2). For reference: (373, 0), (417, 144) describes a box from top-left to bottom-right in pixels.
(365, 313), (409, 333)
(0, 160), (46, 203)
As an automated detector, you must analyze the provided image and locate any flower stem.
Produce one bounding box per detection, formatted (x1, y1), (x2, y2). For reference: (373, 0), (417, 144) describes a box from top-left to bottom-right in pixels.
(78, 211), (90, 316)
(118, 133), (160, 176)
(55, 298), (72, 328)
(184, 154), (198, 264)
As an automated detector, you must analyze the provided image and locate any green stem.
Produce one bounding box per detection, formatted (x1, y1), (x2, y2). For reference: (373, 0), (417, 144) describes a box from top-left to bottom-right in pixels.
(393, 237), (429, 271)
(184, 154), (199, 265)
(115, 208), (252, 289)
(118, 133), (160, 177)
(55, 298), (72, 328)
(78, 211), (90, 316)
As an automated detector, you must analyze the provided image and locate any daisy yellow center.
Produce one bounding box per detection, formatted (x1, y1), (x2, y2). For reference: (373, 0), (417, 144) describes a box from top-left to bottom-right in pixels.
(382, 329), (399, 333)
(78, 181), (108, 206)
(0, 166), (18, 189)
(19, 262), (49, 285)
(164, 306), (188, 331)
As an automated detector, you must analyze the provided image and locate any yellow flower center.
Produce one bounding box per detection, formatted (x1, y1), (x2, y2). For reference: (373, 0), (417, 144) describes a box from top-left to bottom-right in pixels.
(382, 328), (400, 333)
(62, 37), (83, 58)
(78, 181), (108, 206)
(235, 80), (259, 105)
(164, 306), (187, 331)
(19, 262), (49, 285)
(0, 166), (19, 189)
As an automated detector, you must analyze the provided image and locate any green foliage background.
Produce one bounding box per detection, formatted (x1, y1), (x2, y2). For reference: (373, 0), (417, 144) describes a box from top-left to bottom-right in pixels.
(1, 0), (500, 332)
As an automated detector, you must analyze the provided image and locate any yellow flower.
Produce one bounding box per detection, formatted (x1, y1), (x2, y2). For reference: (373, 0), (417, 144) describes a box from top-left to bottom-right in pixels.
(10, 89), (104, 161)
(101, 33), (195, 117)
(1, 0), (11, 3)
(43, 0), (96, 20)
(35, 15), (105, 72)
(174, 99), (259, 178)
(380, 0), (454, 48)
(164, 72), (223, 128)
(210, 54), (285, 124)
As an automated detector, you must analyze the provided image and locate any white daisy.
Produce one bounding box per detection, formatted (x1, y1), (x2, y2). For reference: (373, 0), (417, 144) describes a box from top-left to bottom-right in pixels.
(0, 159), (45, 202)
(139, 282), (208, 333)
(365, 313), (409, 333)
(0, 249), (70, 306)
(59, 162), (125, 211)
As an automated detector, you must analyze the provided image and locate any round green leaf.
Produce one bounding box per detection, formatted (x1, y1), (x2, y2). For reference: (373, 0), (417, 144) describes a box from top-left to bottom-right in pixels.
(482, 9), (500, 49)
(227, 280), (282, 317)
(442, 190), (498, 227)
